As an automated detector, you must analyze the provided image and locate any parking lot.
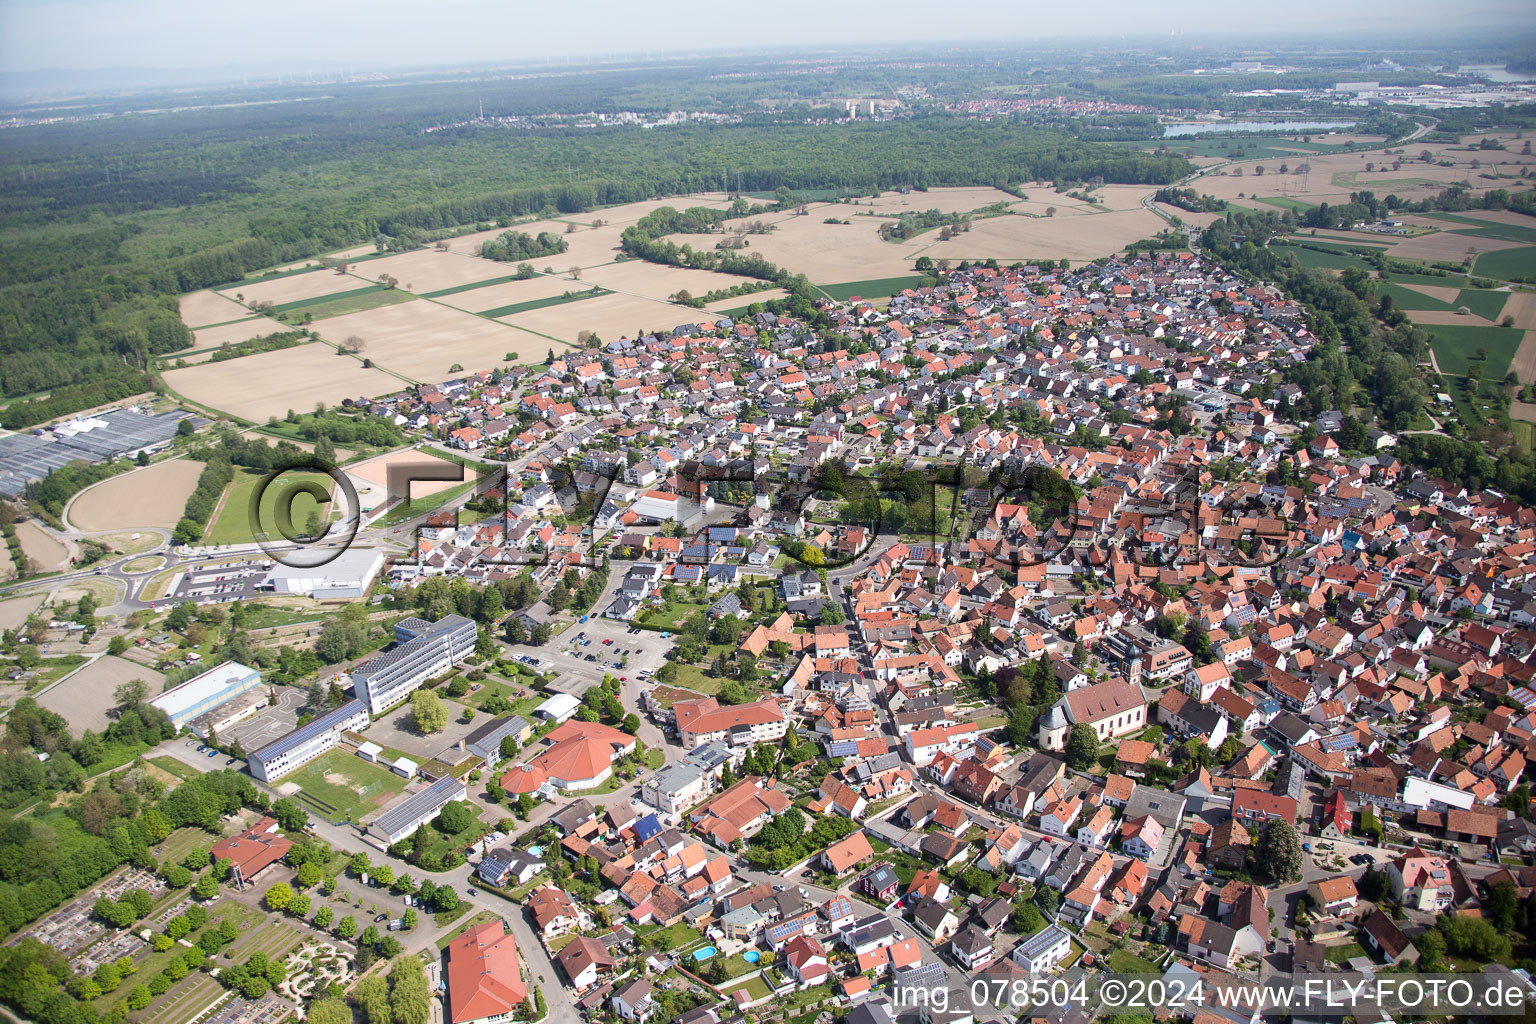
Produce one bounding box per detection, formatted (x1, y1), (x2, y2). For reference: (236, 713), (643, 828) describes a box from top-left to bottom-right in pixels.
(166, 559), (271, 604)
(501, 614), (671, 695)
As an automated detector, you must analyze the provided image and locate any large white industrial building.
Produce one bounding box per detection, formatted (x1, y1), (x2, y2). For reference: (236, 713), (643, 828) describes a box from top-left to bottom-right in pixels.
(150, 661), (262, 731)
(259, 547), (385, 600)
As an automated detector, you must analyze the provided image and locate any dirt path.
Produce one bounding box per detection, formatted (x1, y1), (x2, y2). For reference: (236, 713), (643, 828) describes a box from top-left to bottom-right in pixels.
(1511, 329), (1536, 385)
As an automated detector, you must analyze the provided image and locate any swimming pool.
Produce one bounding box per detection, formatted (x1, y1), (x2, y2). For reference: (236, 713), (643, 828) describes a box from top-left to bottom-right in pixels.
(742, 951), (760, 963)
(692, 946), (718, 962)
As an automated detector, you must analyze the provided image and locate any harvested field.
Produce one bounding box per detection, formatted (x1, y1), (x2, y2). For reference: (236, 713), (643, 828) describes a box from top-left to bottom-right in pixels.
(670, 220), (921, 282)
(218, 267), (363, 308)
(311, 301), (552, 380)
(437, 273), (597, 315)
(0, 595), (43, 631)
(1499, 291), (1536, 330)
(570, 193), (737, 227)
(353, 250), (512, 295)
(441, 220), (623, 268)
(584, 261), (779, 304)
(1400, 283), (1463, 304)
(163, 343), (402, 422)
(189, 317), (287, 352)
(179, 290), (253, 328)
(348, 448), (472, 500)
(17, 520), (70, 571)
(706, 289), (788, 312)
(328, 243), (378, 260)
(916, 207), (1170, 263)
(1405, 309), (1495, 327)
(1511, 330), (1536, 384)
(858, 186), (1021, 215)
(1391, 232), (1521, 263)
(36, 656), (165, 733)
(69, 459), (205, 532)
(502, 290), (688, 344)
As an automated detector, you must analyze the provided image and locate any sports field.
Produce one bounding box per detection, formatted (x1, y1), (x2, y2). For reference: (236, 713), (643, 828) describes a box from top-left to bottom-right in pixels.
(204, 467), (339, 545)
(274, 750), (409, 824)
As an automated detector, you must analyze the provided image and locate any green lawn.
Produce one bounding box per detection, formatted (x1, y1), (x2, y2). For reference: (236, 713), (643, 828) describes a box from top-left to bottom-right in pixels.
(1425, 322), (1525, 379)
(1512, 419), (1535, 454)
(816, 276), (931, 302)
(1379, 282), (1453, 311)
(716, 950), (775, 980)
(204, 467), (338, 545)
(147, 756), (204, 781)
(637, 601), (708, 630)
(1476, 246), (1536, 282)
(280, 750), (409, 825)
(721, 975), (773, 1003)
(669, 664), (722, 695)
(1108, 948), (1161, 973)
(638, 920), (704, 952)
(1325, 941), (1366, 964)
(1252, 196), (1323, 214)
(1276, 245), (1372, 271)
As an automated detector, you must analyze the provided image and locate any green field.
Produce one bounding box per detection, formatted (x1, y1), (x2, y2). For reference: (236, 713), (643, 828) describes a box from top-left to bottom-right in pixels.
(289, 288), (416, 320)
(204, 467), (338, 545)
(1253, 196), (1321, 214)
(1476, 246), (1536, 281)
(1275, 245), (1369, 271)
(816, 275), (931, 301)
(1420, 213), (1536, 245)
(421, 274), (531, 299)
(1512, 419), (1535, 454)
(478, 286), (610, 319)
(267, 283), (397, 314)
(1141, 134), (1346, 160)
(1379, 282), (1452, 311)
(1425, 322), (1525, 379)
(1456, 289), (1512, 321)
(280, 750), (409, 825)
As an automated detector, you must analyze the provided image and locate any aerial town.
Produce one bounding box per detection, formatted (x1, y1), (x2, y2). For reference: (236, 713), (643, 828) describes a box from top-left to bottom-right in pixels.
(3, 19), (1536, 1024)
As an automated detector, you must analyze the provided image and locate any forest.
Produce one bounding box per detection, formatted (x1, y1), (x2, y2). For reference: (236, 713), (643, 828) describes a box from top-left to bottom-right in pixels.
(0, 95), (1190, 423)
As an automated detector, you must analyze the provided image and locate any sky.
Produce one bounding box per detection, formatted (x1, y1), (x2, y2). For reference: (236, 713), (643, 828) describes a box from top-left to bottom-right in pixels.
(0, 0), (1532, 77)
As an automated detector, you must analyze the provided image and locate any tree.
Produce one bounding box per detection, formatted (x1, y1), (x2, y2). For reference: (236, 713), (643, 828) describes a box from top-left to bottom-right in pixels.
(335, 915), (359, 940)
(436, 801), (474, 834)
(1255, 820), (1304, 883)
(354, 975), (393, 1024)
(271, 797), (307, 832)
(1010, 900), (1045, 935)
(309, 999), (353, 1024)
(434, 885), (460, 913)
(264, 884), (293, 912)
(193, 876), (218, 900)
(1486, 880), (1518, 933)
(1064, 723), (1099, 770)
(410, 690), (447, 734)
(402, 908), (418, 930)
(296, 861), (322, 889)
(314, 905), (334, 929)
(390, 956), (432, 1024)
